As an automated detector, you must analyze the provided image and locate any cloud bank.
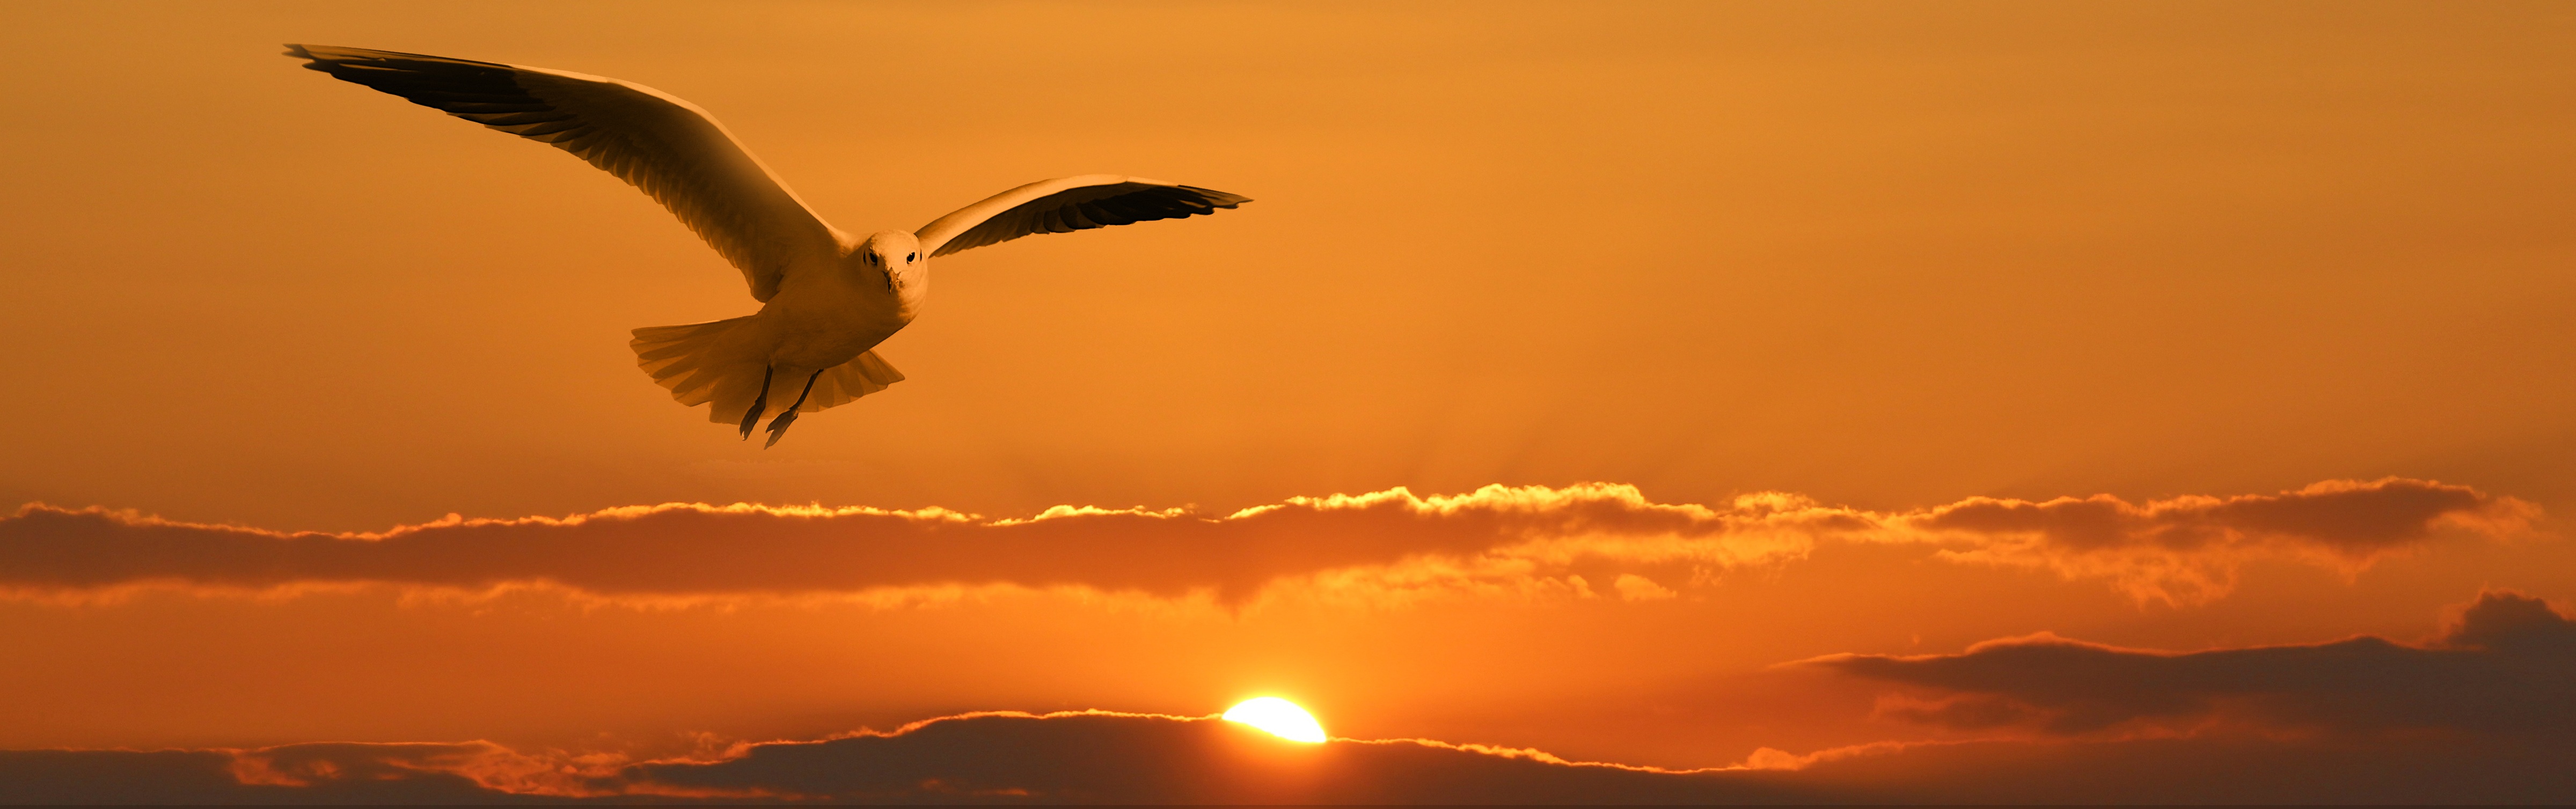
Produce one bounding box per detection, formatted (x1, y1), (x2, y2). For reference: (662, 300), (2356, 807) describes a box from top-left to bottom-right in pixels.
(0, 714), (1816, 805)
(11, 690), (2573, 803)
(604, 711), (1809, 803)
(5, 592), (2572, 803)
(1898, 478), (2540, 602)
(1811, 589), (2576, 740)
(0, 478), (2531, 605)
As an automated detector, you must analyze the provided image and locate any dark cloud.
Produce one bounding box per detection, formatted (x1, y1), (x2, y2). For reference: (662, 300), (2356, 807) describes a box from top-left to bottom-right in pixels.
(0, 747), (562, 804)
(0, 479), (2529, 605)
(1798, 735), (2576, 804)
(606, 711), (1814, 803)
(13, 708), (2574, 804)
(1810, 590), (2576, 739)
(0, 715), (1821, 804)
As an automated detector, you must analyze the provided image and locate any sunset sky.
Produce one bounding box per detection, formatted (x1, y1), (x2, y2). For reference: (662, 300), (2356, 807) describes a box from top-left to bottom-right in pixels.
(3, 1), (2573, 803)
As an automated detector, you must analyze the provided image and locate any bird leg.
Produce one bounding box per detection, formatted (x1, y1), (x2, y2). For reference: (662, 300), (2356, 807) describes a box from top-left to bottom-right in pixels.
(763, 369), (827, 448)
(737, 365), (775, 440)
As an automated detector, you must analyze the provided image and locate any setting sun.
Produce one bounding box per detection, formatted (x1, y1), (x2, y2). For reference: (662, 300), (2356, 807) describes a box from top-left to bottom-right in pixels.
(1223, 697), (1328, 743)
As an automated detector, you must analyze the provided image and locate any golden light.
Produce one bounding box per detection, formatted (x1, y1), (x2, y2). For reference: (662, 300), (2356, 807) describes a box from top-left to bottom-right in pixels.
(1222, 697), (1328, 743)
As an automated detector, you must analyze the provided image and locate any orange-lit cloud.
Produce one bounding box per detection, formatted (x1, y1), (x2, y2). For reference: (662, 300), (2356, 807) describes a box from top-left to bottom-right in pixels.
(1897, 478), (2543, 604)
(0, 479), (2532, 607)
(1810, 590), (2576, 740)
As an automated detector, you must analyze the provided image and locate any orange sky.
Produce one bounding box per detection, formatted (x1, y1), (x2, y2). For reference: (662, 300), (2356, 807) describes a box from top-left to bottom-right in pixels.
(1, 1), (2572, 803)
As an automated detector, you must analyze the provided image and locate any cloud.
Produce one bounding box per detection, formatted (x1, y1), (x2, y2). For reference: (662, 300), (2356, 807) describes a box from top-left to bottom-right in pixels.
(0, 747), (553, 804)
(0, 714), (1819, 804)
(1792, 734), (2576, 804)
(0, 479), (2530, 606)
(1808, 590), (2576, 740)
(0, 484), (1843, 606)
(13, 706), (2575, 804)
(1896, 477), (2536, 604)
(602, 711), (1819, 803)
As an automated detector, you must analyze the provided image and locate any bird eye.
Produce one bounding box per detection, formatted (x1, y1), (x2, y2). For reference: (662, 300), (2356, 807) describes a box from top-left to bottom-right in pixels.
(906, 253), (917, 262)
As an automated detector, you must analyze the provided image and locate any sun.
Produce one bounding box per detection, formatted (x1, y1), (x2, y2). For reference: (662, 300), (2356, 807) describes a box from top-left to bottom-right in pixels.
(1222, 697), (1328, 743)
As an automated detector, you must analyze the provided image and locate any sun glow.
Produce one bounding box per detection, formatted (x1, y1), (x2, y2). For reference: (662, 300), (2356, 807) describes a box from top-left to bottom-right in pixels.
(1222, 697), (1328, 743)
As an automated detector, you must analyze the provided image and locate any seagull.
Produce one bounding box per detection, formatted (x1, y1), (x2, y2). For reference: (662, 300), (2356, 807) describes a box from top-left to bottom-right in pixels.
(286, 45), (1249, 446)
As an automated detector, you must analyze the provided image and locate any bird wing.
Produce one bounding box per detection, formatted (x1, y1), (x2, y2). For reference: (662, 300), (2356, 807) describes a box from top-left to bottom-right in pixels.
(287, 45), (840, 303)
(915, 175), (1250, 259)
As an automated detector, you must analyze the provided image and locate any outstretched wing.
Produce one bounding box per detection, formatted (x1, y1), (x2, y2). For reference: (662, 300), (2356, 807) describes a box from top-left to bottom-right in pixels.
(916, 175), (1250, 259)
(287, 45), (841, 302)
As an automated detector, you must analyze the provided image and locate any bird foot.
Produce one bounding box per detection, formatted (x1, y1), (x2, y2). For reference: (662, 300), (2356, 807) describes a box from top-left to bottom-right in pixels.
(763, 409), (799, 448)
(738, 367), (775, 440)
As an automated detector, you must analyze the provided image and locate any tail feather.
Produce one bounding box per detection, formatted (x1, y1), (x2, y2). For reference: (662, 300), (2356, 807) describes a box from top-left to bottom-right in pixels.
(799, 350), (904, 411)
(629, 318), (904, 427)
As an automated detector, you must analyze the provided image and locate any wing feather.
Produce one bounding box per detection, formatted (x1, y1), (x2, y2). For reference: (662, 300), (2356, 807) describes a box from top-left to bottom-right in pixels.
(286, 44), (841, 302)
(916, 175), (1250, 259)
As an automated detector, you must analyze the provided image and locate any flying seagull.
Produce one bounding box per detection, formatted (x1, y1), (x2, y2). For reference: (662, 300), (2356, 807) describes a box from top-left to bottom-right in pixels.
(286, 45), (1250, 446)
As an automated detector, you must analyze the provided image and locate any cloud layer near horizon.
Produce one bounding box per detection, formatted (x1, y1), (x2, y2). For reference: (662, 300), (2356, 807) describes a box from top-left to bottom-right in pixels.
(0, 713), (1814, 804)
(8, 591), (2573, 804)
(12, 721), (2571, 804)
(0, 478), (2534, 605)
(1811, 589), (2576, 740)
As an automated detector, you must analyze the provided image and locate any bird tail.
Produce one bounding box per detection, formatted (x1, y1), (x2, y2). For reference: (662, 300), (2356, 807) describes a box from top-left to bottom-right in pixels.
(799, 350), (906, 412)
(631, 318), (905, 426)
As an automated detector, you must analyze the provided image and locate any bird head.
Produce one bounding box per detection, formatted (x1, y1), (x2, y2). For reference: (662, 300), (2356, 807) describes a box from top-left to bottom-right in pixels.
(854, 231), (926, 291)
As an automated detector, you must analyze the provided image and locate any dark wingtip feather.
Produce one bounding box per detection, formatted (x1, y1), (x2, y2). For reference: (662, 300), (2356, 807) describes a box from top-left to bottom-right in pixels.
(283, 45), (516, 73)
(1179, 185), (1253, 207)
(282, 43), (334, 72)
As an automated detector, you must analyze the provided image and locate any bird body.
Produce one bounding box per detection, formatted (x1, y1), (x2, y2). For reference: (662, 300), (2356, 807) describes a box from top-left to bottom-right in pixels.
(765, 231), (925, 371)
(287, 45), (1247, 445)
